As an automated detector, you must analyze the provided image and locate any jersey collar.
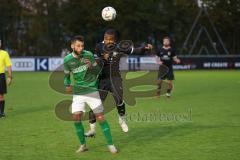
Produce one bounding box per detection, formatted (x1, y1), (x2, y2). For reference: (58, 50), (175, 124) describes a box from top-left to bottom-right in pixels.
(71, 52), (83, 59)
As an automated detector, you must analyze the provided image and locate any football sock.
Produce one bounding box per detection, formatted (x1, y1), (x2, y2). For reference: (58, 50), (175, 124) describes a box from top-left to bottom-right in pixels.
(90, 123), (96, 132)
(157, 83), (161, 94)
(167, 89), (171, 94)
(117, 102), (125, 116)
(89, 110), (96, 124)
(0, 100), (5, 115)
(74, 122), (86, 145)
(99, 120), (113, 145)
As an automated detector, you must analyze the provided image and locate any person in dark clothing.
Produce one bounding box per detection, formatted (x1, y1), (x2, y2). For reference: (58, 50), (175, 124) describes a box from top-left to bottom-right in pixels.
(85, 29), (152, 136)
(155, 36), (181, 98)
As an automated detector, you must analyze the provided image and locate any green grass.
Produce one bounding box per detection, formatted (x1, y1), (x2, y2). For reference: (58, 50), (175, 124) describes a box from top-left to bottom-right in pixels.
(1, 70), (240, 160)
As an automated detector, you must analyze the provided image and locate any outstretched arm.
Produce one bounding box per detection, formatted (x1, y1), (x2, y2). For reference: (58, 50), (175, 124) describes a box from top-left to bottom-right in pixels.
(7, 66), (12, 86)
(94, 43), (110, 64)
(131, 44), (153, 55)
(173, 56), (181, 64)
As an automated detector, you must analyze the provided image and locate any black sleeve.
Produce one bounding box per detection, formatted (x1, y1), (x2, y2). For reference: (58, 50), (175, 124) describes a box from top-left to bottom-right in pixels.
(94, 43), (110, 65)
(94, 43), (102, 58)
(132, 46), (146, 55)
(155, 47), (161, 57)
(171, 48), (176, 57)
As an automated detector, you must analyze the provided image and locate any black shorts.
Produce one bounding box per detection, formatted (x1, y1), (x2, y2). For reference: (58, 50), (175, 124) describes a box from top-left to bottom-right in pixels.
(0, 73), (7, 94)
(99, 77), (123, 106)
(158, 65), (174, 80)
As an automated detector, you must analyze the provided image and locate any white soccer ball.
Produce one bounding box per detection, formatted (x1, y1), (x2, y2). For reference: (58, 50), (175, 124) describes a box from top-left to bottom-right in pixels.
(101, 6), (117, 21)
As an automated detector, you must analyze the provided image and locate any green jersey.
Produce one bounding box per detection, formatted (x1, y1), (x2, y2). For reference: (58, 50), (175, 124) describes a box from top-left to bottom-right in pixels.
(63, 50), (101, 95)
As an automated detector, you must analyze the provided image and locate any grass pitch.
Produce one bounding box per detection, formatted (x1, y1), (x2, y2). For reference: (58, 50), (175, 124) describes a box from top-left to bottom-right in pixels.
(0, 70), (240, 160)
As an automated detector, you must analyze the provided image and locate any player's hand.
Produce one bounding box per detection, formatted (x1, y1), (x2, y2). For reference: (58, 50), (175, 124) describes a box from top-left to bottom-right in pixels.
(66, 86), (72, 94)
(175, 59), (181, 64)
(156, 59), (163, 65)
(7, 77), (12, 86)
(84, 59), (92, 69)
(103, 53), (110, 60)
(145, 44), (153, 50)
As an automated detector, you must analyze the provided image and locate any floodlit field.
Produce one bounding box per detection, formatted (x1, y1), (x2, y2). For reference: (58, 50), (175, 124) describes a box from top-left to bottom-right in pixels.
(1, 71), (240, 160)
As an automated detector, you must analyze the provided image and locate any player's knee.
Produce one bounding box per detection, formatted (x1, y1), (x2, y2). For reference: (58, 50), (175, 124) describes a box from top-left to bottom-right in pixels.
(0, 94), (4, 101)
(167, 81), (173, 86)
(95, 114), (105, 122)
(157, 80), (162, 85)
(72, 112), (82, 122)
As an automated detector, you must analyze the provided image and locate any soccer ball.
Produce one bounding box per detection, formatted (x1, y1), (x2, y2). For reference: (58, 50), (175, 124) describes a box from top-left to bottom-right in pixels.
(101, 6), (117, 21)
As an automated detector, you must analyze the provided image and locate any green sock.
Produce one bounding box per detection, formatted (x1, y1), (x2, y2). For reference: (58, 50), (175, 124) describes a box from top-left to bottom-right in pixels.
(74, 122), (86, 145)
(99, 120), (113, 145)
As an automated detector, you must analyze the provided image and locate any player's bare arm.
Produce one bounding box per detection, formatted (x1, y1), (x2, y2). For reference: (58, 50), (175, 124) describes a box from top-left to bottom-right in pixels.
(144, 44), (153, 50)
(173, 56), (181, 64)
(65, 86), (72, 94)
(7, 66), (12, 86)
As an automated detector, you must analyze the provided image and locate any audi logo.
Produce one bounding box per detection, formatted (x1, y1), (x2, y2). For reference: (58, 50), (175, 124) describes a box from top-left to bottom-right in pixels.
(14, 61), (33, 68)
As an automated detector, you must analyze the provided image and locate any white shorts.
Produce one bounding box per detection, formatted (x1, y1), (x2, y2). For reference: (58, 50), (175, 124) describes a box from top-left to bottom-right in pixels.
(71, 91), (104, 114)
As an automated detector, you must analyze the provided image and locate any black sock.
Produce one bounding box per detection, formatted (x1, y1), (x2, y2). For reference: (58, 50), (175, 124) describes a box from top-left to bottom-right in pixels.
(157, 83), (161, 94)
(157, 87), (161, 94)
(89, 110), (96, 124)
(0, 100), (5, 115)
(117, 102), (125, 117)
(167, 89), (171, 94)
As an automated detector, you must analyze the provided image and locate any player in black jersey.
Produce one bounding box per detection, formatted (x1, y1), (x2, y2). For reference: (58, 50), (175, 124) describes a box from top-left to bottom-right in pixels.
(156, 36), (181, 98)
(85, 29), (152, 136)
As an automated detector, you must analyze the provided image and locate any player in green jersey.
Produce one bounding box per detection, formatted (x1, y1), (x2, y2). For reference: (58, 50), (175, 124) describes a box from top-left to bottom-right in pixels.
(64, 35), (117, 154)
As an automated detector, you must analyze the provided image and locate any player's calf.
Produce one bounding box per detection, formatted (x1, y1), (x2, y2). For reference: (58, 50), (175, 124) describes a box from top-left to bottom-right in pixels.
(73, 112), (88, 153)
(0, 94), (5, 118)
(156, 80), (162, 97)
(166, 80), (173, 98)
(85, 110), (96, 138)
(96, 112), (118, 153)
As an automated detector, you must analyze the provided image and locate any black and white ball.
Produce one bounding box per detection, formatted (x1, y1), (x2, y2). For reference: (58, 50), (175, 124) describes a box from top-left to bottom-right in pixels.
(101, 6), (117, 21)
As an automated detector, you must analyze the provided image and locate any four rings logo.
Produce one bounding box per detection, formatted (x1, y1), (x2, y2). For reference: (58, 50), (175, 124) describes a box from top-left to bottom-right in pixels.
(14, 61), (33, 68)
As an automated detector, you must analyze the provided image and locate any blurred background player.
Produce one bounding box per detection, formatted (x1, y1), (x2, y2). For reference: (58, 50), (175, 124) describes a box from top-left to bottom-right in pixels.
(64, 35), (117, 153)
(156, 36), (180, 98)
(85, 29), (152, 137)
(0, 39), (12, 118)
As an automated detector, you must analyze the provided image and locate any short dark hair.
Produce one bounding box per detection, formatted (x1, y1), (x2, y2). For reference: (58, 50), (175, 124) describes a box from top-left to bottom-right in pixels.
(163, 36), (170, 40)
(104, 29), (117, 36)
(71, 35), (84, 44)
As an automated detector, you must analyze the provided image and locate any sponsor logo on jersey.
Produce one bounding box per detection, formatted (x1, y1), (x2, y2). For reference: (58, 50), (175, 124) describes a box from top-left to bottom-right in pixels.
(162, 55), (170, 60)
(69, 62), (76, 65)
(72, 65), (88, 73)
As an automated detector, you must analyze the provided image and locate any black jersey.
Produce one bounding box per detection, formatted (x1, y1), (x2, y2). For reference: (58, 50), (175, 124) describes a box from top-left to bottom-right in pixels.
(156, 47), (176, 67)
(94, 42), (146, 79)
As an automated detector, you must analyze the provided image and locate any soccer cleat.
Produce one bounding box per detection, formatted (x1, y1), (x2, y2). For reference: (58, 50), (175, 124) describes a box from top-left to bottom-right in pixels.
(166, 93), (171, 98)
(108, 145), (118, 154)
(119, 116), (128, 133)
(0, 114), (5, 118)
(76, 144), (88, 153)
(84, 130), (96, 138)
